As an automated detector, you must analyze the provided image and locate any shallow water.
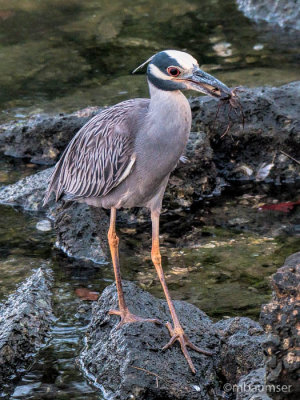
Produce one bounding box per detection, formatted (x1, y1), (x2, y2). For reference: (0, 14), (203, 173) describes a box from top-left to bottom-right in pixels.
(1, 160), (300, 399)
(0, 0), (299, 122)
(0, 0), (299, 398)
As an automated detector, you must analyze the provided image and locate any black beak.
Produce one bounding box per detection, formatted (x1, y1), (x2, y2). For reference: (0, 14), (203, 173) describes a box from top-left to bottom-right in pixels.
(185, 67), (232, 100)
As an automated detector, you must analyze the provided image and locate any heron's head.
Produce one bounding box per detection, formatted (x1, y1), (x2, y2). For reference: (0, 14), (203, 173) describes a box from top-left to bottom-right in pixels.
(134, 50), (232, 100)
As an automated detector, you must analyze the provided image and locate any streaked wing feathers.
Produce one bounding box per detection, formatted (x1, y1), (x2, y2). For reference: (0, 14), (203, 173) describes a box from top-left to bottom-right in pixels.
(44, 100), (142, 204)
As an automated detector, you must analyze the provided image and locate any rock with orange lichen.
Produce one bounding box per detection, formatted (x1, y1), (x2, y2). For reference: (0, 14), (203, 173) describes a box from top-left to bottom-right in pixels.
(260, 252), (300, 399)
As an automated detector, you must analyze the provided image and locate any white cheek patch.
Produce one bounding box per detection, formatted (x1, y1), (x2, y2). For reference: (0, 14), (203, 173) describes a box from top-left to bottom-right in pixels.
(149, 64), (172, 81)
(165, 50), (198, 70)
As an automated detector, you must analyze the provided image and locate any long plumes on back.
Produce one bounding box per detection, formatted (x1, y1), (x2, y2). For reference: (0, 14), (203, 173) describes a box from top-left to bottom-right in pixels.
(43, 99), (148, 206)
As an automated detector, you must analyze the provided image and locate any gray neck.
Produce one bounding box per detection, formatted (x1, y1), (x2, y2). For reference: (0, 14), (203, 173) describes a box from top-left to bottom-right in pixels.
(139, 81), (192, 168)
(147, 81), (192, 136)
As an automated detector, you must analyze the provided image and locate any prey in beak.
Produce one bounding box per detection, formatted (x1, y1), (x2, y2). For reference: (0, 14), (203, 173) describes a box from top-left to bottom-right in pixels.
(183, 67), (232, 101)
(134, 50), (244, 139)
(181, 67), (244, 137)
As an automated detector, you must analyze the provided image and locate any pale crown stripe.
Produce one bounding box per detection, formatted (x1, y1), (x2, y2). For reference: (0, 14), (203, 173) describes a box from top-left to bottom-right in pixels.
(165, 50), (198, 69)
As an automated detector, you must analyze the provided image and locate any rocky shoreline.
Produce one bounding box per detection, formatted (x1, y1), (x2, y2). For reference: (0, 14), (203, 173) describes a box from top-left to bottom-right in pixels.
(1, 82), (299, 206)
(260, 252), (300, 399)
(1, 253), (298, 399)
(0, 82), (299, 398)
(79, 281), (266, 400)
(237, 0), (300, 30)
(79, 252), (299, 399)
(0, 268), (54, 394)
(0, 82), (299, 263)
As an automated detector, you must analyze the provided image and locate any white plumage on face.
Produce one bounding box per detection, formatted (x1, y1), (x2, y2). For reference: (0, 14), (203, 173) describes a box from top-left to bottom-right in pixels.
(146, 50), (199, 91)
(148, 64), (171, 81)
(142, 49), (232, 99)
(164, 50), (198, 70)
(148, 50), (199, 83)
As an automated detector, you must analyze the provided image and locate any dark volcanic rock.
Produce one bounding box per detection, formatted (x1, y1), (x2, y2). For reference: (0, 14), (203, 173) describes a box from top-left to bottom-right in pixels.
(236, 367), (271, 400)
(0, 107), (101, 165)
(214, 317), (266, 385)
(79, 281), (221, 400)
(0, 83), (299, 206)
(79, 282), (271, 399)
(54, 202), (109, 264)
(167, 130), (217, 206)
(0, 268), (53, 392)
(190, 81), (300, 190)
(260, 252), (300, 399)
(0, 168), (53, 211)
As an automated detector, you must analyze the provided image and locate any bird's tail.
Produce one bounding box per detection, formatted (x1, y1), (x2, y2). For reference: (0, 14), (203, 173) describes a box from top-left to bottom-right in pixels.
(43, 163), (63, 206)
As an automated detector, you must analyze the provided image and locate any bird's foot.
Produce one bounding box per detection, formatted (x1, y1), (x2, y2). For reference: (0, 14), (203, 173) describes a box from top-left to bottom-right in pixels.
(108, 307), (161, 329)
(162, 322), (213, 374)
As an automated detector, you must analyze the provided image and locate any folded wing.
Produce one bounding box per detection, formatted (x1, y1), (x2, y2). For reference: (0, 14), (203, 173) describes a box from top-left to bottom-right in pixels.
(43, 100), (144, 205)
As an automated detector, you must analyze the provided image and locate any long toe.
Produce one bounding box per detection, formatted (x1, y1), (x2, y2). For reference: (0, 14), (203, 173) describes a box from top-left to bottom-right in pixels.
(108, 309), (122, 316)
(179, 337), (197, 374)
(108, 308), (161, 329)
(186, 339), (213, 356)
(162, 322), (213, 374)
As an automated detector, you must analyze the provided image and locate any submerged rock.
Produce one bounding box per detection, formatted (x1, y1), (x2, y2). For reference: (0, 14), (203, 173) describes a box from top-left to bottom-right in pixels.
(79, 281), (267, 399)
(0, 268), (53, 393)
(0, 168), (109, 264)
(36, 219), (52, 231)
(260, 252), (300, 399)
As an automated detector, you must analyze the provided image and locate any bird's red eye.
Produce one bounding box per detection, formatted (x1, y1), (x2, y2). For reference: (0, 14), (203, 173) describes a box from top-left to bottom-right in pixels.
(167, 67), (180, 77)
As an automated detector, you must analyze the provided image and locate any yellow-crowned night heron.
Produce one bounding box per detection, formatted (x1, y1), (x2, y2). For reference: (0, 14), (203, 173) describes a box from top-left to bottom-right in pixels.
(44, 50), (234, 373)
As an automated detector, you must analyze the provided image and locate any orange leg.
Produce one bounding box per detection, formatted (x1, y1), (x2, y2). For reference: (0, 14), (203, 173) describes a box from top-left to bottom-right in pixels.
(151, 210), (212, 374)
(108, 207), (161, 329)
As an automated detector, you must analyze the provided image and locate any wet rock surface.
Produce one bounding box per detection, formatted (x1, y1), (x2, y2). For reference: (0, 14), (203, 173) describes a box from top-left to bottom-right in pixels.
(260, 252), (300, 399)
(54, 202), (109, 264)
(0, 83), (299, 208)
(79, 281), (221, 400)
(236, 0), (300, 30)
(0, 268), (54, 393)
(214, 317), (266, 385)
(189, 81), (300, 194)
(0, 167), (53, 211)
(79, 281), (267, 400)
(0, 107), (101, 165)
